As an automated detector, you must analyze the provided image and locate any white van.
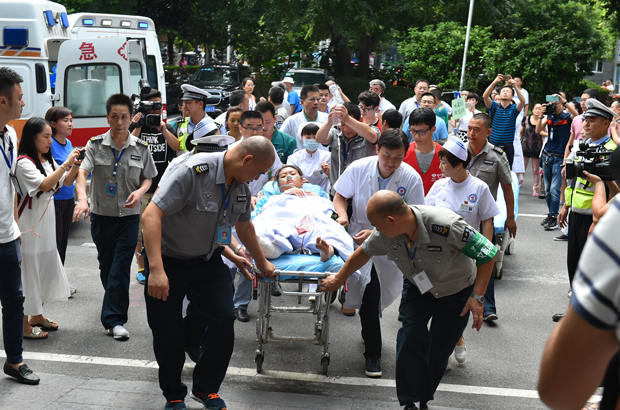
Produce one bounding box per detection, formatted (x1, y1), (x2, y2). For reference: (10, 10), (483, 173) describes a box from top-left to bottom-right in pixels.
(0, 0), (150, 147)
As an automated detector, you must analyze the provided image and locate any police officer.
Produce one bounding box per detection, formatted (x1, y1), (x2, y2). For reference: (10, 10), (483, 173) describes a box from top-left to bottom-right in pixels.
(141, 137), (276, 410)
(176, 84), (214, 154)
(465, 112), (516, 322)
(320, 190), (496, 410)
(73, 93), (157, 341)
(554, 98), (617, 322)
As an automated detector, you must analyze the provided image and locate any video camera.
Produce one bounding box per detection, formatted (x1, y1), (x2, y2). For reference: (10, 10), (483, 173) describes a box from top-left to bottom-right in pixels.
(544, 103), (557, 117)
(131, 79), (162, 128)
(565, 143), (620, 181)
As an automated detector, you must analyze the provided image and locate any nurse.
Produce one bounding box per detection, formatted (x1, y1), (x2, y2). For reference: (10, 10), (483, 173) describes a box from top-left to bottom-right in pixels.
(425, 136), (500, 365)
(286, 122), (331, 193)
(333, 128), (425, 378)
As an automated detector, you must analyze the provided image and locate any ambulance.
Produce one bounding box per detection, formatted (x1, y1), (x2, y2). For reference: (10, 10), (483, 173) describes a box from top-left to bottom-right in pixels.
(0, 0), (162, 147)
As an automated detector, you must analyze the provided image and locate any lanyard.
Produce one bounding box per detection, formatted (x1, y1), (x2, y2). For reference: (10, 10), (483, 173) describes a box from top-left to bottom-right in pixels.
(405, 242), (417, 269)
(467, 154), (482, 171)
(342, 137), (352, 163)
(0, 135), (13, 170)
(111, 148), (127, 177)
(220, 184), (231, 219)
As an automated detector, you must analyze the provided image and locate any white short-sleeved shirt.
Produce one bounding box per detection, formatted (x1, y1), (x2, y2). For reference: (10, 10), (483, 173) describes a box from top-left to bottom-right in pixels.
(379, 98), (396, 113)
(0, 126), (20, 243)
(280, 111), (329, 151)
(572, 196), (620, 341)
(286, 148), (331, 193)
(425, 174), (500, 229)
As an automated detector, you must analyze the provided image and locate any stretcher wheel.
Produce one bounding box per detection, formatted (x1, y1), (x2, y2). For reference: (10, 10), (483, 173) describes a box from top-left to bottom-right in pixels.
(255, 354), (264, 373)
(321, 357), (329, 375)
(505, 241), (514, 256)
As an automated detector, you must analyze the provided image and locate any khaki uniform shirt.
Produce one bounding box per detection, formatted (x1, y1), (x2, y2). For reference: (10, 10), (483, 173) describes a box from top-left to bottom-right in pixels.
(465, 140), (512, 200)
(81, 131), (157, 217)
(152, 151), (252, 261)
(361, 205), (496, 298)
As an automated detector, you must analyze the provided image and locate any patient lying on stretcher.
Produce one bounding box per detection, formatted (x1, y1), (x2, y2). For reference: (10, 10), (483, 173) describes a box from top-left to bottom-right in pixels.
(252, 165), (354, 262)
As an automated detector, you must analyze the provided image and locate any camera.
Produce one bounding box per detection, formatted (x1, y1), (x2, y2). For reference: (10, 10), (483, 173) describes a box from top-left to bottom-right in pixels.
(132, 79), (161, 128)
(565, 143), (620, 181)
(544, 102), (557, 117)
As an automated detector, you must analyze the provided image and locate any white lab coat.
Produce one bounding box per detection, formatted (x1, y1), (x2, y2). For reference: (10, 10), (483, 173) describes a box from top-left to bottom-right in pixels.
(333, 156), (425, 312)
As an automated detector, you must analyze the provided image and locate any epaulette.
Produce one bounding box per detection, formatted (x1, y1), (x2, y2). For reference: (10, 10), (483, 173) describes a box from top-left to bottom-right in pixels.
(177, 117), (186, 125)
(193, 164), (210, 174)
(90, 135), (104, 142)
(491, 145), (503, 154)
(137, 139), (149, 147)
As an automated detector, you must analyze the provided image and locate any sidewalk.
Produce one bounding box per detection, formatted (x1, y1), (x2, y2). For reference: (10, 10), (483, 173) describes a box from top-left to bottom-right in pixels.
(0, 372), (473, 410)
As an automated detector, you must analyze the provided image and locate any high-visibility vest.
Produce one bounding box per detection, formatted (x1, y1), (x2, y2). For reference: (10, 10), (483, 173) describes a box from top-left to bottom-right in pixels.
(176, 117), (190, 154)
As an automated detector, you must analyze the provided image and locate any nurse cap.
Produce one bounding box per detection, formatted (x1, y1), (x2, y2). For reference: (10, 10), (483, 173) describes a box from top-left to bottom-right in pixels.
(442, 136), (469, 162)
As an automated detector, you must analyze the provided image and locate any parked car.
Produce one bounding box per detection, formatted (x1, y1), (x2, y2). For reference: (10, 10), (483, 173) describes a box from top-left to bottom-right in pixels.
(189, 64), (251, 118)
(281, 68), (330, 94)
(164, 70), (182, 114)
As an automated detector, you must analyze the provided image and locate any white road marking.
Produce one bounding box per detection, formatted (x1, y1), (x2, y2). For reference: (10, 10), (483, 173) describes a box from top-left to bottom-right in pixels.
(519, 213), (548, 218)
(0, 351), (602, 402)
(80, 242), (97, 247)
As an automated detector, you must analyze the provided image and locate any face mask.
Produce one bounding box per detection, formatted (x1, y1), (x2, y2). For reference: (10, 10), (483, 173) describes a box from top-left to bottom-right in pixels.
(303, 139), (321, 151)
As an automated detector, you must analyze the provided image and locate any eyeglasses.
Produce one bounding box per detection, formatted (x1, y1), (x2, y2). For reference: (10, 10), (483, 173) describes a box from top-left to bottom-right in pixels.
(358, 105), (375, 113)
(240, 125), (263, 133)
(305, 97), (321, 102)
(409, 127), (431, 136)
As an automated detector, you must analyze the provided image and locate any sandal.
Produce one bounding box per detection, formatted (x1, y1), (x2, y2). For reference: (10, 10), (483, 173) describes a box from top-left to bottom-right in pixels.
(29, 317), (58, 331)
(24, 326), (48, 340)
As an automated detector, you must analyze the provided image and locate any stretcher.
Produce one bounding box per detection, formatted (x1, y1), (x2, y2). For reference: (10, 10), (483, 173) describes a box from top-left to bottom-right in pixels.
(493, 171), (520, 278)
(252, 253), (345, 375)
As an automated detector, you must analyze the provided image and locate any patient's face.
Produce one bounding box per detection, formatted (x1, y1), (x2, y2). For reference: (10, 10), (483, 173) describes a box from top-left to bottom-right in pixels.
(278, 167), (304, 189)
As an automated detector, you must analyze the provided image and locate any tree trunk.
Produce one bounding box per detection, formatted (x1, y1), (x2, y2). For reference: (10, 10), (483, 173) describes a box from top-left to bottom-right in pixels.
(357, 35), (372, 79)
(330, 29), (353, 78)
(167, 35), (175, 66)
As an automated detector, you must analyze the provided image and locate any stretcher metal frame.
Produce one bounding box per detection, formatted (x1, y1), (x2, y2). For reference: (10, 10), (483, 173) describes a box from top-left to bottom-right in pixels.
(252, 269), (342, 375)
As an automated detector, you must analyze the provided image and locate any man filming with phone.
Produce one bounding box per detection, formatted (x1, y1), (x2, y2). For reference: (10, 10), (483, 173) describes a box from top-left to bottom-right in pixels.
(130, 88), (179, 285)
(483, 74), (527, 168)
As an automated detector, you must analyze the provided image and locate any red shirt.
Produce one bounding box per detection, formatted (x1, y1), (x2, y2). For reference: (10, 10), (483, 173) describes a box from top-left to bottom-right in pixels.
(403, 142), (443, 195)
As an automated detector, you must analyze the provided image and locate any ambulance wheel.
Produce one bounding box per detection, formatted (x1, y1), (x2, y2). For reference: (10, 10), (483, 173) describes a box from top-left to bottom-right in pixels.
(255, 354), (264, 373)
(321, 357), (330, 375)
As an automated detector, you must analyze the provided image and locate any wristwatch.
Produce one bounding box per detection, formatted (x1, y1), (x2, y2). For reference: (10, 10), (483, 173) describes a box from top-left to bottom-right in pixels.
(470, 293), (485, 304)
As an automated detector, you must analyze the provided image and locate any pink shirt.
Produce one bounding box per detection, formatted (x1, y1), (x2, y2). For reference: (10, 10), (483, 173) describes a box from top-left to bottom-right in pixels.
(571, 115), (584, 141)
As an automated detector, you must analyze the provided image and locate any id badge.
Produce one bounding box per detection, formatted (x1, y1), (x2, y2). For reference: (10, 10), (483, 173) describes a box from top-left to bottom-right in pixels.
(105, 180), (118, 197)
(312, 169), (323, 177)
(217, 222), (232, 245)
(549, 129), (554, 141)
(460, 203), (474, 213)
(9, 172), (23, 196)
(413, 271), (433, 294)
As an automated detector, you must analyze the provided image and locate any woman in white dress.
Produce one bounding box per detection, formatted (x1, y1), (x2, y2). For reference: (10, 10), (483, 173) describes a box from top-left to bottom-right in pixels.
(16, 117), (80, 339)
(425, 136), (500, 367)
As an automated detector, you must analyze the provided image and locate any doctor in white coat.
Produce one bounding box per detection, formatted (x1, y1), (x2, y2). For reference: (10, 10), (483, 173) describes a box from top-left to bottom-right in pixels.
(333, 128), (425, 378)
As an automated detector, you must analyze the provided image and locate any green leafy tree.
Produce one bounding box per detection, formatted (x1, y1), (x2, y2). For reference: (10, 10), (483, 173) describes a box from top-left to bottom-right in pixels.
(399, 22), (493, 91)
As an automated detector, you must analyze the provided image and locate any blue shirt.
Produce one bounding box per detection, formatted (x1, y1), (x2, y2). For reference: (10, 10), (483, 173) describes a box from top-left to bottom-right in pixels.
(50, 136), (74, 200)
(403, 116), (448, 142)
(544, 112), (572, 155)
(378, 168), (394, 190)
(288, 90), (302, 114)
(488, 100), (520, 146)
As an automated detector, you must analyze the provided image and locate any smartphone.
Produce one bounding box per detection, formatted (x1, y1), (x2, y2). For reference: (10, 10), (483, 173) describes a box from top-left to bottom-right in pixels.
(500, 75), (511, 81)
(546, 95), (559, 102)
(77, 148), (86, 160)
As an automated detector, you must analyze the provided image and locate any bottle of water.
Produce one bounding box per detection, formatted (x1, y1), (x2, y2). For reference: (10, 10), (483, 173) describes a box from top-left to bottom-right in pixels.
(329, 84), (344, 126)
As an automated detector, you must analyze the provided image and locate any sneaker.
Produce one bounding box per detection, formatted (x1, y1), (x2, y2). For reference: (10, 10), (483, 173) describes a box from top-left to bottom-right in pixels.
(454, 344), (467, 363)
(190, 391), (227, 410)
(445, 354), (453, 371)
(107, 325), (129, 340)
(164, 400), (186, 409)
(541, 214), (552, 226)
(137, 270), (146, 285)
(364, 357), (382, 378)
(554, 234), (568, 241)
(544, 216), (559, 230)
(483, 313), (498, 322)
(68, 286), (77, 299)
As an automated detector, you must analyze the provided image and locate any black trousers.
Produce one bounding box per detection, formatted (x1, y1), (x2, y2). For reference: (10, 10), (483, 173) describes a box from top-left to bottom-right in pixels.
(54, 198), (74, 265)
(360, 264), (381, 359)
(567, 212), (593, 285)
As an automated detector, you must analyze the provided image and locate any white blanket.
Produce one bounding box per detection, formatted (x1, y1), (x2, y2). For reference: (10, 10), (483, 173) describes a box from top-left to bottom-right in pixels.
(252, 194), (355, 260)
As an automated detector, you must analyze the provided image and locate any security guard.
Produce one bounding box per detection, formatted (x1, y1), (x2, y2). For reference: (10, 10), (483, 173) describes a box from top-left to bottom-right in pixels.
(73, 93), (157, 341)
(176, 84), (214, 154)
(465, 112), (515, 321)
(141, 137), (276, 410)
(320, 190), (496, 410)
(555, 98), (617, 322)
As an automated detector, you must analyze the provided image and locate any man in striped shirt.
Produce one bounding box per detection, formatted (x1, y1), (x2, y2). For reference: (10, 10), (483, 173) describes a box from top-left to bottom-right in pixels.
(483, 74), (526, 168)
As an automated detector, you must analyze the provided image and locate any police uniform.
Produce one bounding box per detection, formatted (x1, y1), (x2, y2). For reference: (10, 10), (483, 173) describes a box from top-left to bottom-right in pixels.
(177, 84), (213, 154)
(564, 98), (617, 284)
(80, 131), (156, 330)
(361, 205), (496, 406)
(145, 151), (251, 403)
(465, 139), (511, 318)
(465, 140), (512, 200)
